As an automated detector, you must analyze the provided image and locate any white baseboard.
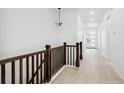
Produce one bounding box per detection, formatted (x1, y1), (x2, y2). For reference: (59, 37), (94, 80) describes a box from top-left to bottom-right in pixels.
(98, 50), (124, 81)
(98, 51), (111, 61)
(111, 64), (124, 81)
(49, 65), (66, 84)
(65, 65), (79, 69)
(48, 63), (124, 83)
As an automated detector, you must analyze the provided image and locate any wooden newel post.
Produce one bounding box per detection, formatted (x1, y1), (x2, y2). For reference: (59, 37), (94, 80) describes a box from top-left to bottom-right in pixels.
(80, 42), (83, 60)
(76, 43), (80, 67)
(63, 42), (66, 65)
(45, 45), (51, 82)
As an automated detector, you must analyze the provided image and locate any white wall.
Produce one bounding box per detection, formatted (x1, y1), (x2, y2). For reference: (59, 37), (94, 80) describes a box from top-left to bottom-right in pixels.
(99, 18), (107, 57)
(77, 12), (83, 42)
(110, 9), (124, 77)
(98, 9), (111, 59)
(99, 8), (124, 78)
(57, 9), (78, 45)
(0, 8), (58, 59)
(0, 8), (59, 83)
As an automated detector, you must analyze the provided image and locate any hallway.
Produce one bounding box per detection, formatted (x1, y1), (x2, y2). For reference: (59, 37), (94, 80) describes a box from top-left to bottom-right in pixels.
(0, 8), (124, 84)
(0, 0), (124, 92)
(51, 49), (124, 84)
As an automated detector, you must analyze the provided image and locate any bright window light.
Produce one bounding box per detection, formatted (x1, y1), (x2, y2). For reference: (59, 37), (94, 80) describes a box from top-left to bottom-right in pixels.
(90, 11), (94, 15)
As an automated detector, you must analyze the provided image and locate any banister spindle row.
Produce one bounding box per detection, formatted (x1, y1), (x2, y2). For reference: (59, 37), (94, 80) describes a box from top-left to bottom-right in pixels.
(0, 42), (83, 84)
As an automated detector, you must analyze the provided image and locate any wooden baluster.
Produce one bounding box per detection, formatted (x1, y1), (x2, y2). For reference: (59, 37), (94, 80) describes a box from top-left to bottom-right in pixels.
(55, 49), (57, 73)
(68, 47), (69, 65)
(55, 49), (58, 73)
(55, 49), (58, 72)
(76, 43), (80, 67)
(57, 48), (59, 70)
(20, 59), (23, 84)
(62, 47), (64, 66)
(73, 47), (75, 66)
(60, 48), (61, 68)
(60, 47), (62, 68)
(52, 50), (54, 75)
(58, 48), (60, 70)
(63, 42), (66, 65)
(53, 50), (55, 75)
(26, 57), (29, 84)
(40, 53), (43, 84)
(51, 50), (54, 76)
(54, 50), (57, 74)
(49, 50), (52, 80)
(36, 54), (39, 84)
(44, 52), (46, 83)
(1, 64), (5, 84)
(59, 48), (61, 68)
(80, 42), (83, 60)
(49, 47), (51, 80)
(58, 48), (60, 69)
(70, 47), (72, 66)
(11, 61), (15, 84)
(57, 49), (59, 71)
(31, 56), (34, 84)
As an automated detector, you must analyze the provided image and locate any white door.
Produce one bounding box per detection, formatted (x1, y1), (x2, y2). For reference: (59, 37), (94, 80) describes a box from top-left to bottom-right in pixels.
(85, 28), (97, 49)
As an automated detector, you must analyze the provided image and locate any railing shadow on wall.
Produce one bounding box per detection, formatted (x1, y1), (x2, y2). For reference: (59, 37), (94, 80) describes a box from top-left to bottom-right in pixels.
(0, 42), (83, 84)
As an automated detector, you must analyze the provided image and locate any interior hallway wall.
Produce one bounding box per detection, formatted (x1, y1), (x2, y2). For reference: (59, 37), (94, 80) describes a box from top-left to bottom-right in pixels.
(98, 9), (111, 59)
(0, 8), (84, 59)
(0, 8), (58, 59)
(0, 8), (58, 83)
(57, 9), (81, 45)
(110, 9), (124, 77)
(77, 11), (83, 42)
(99, 8), (124, 78)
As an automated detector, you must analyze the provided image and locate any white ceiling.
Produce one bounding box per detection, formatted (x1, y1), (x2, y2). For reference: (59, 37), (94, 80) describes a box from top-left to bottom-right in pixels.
(78, 8), (107, 23)
(53, 8), (107, 23)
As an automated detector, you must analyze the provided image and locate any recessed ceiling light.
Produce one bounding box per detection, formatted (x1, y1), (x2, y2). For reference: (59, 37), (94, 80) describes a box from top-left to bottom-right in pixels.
(90, 18), (94, 21)
(90, 11), (94, 15)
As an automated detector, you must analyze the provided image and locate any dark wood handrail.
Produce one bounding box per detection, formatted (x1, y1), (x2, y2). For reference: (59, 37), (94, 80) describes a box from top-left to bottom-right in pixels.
(0, 42), (82, 84)
(0, 50), (46, 65)
(66, 45), (76, 47)
(51, 46), (63, 50)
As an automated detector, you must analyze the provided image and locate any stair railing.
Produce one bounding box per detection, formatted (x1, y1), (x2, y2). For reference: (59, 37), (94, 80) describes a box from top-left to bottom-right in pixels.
(0, 42), (83, 84)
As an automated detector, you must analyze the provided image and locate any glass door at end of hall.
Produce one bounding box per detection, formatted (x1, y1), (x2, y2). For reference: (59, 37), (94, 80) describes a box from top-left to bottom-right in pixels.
(85, 30), (97, 49)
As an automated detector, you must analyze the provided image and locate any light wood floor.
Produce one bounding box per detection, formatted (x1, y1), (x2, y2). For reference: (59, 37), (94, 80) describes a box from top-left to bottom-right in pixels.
(51, 49), (124, 84)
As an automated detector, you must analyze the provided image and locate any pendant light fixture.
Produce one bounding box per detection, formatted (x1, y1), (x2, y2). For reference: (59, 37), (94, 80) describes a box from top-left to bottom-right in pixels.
(55, 8), (63, 26)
